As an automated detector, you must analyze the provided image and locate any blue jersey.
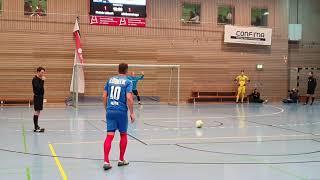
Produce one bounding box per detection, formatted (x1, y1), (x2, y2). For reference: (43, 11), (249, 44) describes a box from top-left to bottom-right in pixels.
(104, 76), (133, 112)
(127, 75), (144, 90)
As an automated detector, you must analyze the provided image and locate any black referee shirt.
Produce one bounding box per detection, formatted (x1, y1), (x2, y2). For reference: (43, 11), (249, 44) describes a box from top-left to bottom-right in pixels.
(32, 76), (44, 97)
(308, 77), (317, 91)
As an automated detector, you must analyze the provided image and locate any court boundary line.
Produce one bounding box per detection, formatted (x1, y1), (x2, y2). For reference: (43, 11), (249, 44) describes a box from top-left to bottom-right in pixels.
(127, 133), (149, 145)
(48, 144), (68, 180)
(149, 138), (320, 145)
(143, 120), (224, 128)
(1, 147), (320, 165)
(50, 134), (316, 145)
(312, 139), (320, 143)
(12, 119), (320, 132)
(245, 118), (319, 137)
(175, 145), (309, 180)
(138, 133), (315, 141)
(143, 104), (285, 120)
(2, 104), (285, 122)
(175, 144), (320, 157)
(50, 138), (320, 156)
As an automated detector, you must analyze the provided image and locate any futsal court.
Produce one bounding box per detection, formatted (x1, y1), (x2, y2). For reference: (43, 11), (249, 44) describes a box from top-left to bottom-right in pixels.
(1, 102), (320, 180)
(1, 0), (320, 179)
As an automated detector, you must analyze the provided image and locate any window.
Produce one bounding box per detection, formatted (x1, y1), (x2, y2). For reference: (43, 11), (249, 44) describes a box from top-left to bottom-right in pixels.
(24, 0), (47, 16)
(217, 6), (234, 25)
(181, 3), (201, 24)
(251, 8), (268, 26)
(0, 0), (2, 15)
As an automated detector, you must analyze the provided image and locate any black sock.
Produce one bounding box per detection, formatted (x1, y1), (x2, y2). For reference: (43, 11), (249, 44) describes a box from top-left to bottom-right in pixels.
(311, 97), (315, 104)
(306, 97), (310, 104)
(33, 115), (39, 129)
(137, 96), (141, 102)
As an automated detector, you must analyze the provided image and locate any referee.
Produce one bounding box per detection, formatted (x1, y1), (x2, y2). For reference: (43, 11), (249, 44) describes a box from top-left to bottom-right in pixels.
(304, 71), (317, 105)
(32, 67), (46, 132)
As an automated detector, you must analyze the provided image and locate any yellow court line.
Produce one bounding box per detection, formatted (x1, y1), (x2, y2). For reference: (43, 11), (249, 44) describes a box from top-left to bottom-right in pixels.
(49, 143), (68, 180)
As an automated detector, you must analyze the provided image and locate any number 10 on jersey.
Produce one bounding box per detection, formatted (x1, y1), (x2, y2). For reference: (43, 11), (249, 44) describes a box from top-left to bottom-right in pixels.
(110, 86), (121, 100)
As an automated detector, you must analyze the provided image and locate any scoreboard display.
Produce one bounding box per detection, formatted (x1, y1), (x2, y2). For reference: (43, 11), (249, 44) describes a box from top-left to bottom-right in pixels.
(89, 0), (147, 18)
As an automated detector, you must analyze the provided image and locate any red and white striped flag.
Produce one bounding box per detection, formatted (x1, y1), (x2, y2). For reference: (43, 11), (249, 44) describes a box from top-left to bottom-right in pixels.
(70, 18), (85, 93)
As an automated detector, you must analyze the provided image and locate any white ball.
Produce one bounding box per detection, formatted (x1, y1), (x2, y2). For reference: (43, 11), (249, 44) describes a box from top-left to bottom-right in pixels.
(196, 120), (204, 128)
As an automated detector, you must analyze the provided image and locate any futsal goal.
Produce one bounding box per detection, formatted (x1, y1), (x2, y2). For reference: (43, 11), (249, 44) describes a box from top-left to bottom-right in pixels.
(289, 67), (320, 97)
(70, 63), (180, 108)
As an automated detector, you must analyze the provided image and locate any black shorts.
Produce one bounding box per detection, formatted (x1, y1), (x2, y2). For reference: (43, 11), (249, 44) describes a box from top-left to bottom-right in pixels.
(307, 89), (315, 95)
(132, 90), (139, 96)
(34, 96), (44, 111)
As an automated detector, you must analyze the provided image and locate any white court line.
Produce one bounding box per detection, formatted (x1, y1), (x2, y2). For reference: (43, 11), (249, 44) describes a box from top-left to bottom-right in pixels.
(53, 140), (150, 145)
(5, 118), (104, 121)
(53, 141), (107, 145)
(9, 105), (320, 133)
(15, 129), (101, 132)
(4, 104), (285, 122)
(51, 134), (316, 145)
(142, 134), (315, 142)
(148, 105), (285, 121)
(13, 120), (320, 133)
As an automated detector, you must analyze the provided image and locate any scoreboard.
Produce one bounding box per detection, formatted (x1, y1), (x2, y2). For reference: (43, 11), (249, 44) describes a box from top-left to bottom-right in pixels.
(89, 0), (147, 18)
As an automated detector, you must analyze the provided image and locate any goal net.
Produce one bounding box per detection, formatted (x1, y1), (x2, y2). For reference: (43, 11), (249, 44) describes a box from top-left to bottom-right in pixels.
(289, 67), (320, 97)
(70, 63), (180, 108)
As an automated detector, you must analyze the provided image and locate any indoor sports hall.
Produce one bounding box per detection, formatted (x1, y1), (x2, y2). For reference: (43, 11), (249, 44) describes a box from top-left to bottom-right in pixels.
(0, 0), (320, 180)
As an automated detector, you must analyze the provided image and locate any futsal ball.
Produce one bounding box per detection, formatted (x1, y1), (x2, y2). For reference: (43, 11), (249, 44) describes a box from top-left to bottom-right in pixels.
(196, 120), (204, 128)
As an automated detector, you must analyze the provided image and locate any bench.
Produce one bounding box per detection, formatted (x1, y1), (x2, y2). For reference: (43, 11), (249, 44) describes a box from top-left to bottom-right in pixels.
(189, 91), (247, 104)
(0, 97), (32, 106)
(0, 97), (66, 107)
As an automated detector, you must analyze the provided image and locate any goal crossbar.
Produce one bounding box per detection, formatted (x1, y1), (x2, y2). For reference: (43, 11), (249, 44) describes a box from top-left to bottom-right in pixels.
(75, 63), (181, 68)
(72, 63), (181, 108)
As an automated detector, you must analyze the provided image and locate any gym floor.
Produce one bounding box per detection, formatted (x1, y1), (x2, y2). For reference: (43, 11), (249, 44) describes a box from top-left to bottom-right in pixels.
(0, 103), (320, 180)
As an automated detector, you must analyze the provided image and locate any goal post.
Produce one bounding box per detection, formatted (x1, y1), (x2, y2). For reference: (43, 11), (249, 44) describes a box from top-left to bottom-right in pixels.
(289, 67), (320, 97)
(71, 63), (181, 108)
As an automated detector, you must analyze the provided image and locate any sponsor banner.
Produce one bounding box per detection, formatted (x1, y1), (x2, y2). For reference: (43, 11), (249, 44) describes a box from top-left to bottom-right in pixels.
(224, 25), (272, 46)
(90, 16), (146, 27)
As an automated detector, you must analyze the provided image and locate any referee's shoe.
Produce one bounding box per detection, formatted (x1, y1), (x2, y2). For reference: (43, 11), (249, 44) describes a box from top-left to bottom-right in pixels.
(34, 127), (45, 133)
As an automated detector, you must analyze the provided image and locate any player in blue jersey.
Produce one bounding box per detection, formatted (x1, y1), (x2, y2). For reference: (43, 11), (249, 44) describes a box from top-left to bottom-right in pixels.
(102, 63), (135, 171)
(128, 71), (144, 105)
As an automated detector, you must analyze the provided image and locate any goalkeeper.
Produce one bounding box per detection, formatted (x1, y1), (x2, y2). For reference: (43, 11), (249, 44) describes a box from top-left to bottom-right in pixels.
(128, 71), (144, 105)
(234, 70), (250, 103)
